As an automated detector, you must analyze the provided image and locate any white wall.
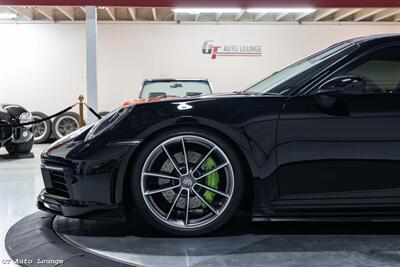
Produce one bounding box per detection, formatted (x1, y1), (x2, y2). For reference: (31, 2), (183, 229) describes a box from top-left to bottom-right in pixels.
(0, 24), (85, 113)
(1, 22), (400, 114)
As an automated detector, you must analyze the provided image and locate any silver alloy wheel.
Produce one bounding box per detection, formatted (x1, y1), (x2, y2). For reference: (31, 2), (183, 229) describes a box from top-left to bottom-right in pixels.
(32, 115), (47, 141)
(54, 115), (79, 138)
(141, 135), (234, 229)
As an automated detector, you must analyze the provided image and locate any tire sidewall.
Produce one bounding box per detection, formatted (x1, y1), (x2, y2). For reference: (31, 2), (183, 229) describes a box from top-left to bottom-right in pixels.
(6, 137), (33, 155)
(52, 112), (80, 140)
(130, 127), (244, 236)
(32, 111), (52, 144)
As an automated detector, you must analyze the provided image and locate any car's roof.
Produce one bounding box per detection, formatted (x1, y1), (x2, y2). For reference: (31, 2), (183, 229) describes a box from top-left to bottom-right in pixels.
(344, 34), (400, 45)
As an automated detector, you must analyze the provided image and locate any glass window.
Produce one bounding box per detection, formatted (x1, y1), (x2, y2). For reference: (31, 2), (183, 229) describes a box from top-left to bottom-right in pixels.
(140, 80), (212, 99)
(243, 42), (356, 95)
(342, 45), (400, 94)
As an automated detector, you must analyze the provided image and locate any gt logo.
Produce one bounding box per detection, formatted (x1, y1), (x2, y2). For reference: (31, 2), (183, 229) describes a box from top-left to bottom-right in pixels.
(202, 40), (221, 60)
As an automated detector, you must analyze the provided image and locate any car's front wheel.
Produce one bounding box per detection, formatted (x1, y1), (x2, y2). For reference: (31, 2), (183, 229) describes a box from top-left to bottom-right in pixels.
(5, 137), (34, 155)
(131, 128), (244, 236)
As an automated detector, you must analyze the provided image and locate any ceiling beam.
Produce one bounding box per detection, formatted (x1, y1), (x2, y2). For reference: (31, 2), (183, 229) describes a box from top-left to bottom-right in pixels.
(373, 9), (400, 21)
(334, 8), (361, 21)
(275, 12), (288, 21)
(128, 7), (136, 20)
(216, 12), (223, 21)
(105, 7), (115, 20)
(235, 10), (245, 21)
(254, 12), (266, 21)
(152, 8), (157, 21)
(80, 6), (86, 13)
(295, 11), (314, 21)
(8, 6), (33, 20)
(354, 8), (385, 21)
(314, 8), (338, 21)
(194, 12), (200, 21)
(56, 6), (74, 20)
(37, 7), (54, 21)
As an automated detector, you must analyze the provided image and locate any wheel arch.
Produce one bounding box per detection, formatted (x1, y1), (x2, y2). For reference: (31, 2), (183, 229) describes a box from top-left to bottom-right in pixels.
(122, 120), (256, 214)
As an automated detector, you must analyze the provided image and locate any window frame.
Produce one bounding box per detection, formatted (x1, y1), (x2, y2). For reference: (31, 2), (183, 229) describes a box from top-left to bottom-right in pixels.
(304, 42), (400, 96)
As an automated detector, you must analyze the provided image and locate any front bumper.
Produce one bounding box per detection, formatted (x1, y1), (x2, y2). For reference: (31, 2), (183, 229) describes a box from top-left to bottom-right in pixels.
(37, 160), (119, 217)
(37, 134), (138, 218)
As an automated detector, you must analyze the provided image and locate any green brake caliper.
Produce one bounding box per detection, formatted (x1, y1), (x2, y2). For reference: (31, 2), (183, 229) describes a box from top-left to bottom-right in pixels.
(202, 157), (220, 208)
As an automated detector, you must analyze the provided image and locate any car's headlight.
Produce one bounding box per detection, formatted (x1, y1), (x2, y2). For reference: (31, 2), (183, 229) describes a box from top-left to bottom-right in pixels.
(41, 124), (93, 156)
(19, 112), (33, 127)
(51, 124), (92, 146)
(85, 106), (131, 141)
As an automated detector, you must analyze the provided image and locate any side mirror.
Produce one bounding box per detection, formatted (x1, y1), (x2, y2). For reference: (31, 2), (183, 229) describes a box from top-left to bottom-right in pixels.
(316, 75), (366, 96)
(314, 75), (366, 109)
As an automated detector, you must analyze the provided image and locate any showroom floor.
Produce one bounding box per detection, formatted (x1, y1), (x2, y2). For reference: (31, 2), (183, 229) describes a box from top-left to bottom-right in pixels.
(53, 216), (400, 267)
(0, 144), (46, 266)
(4, 145), (400, 266)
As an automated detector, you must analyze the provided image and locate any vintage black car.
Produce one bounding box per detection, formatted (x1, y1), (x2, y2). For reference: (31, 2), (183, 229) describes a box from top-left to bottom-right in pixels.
(38, 34), (400, 236)
(0, 104), (34, 155)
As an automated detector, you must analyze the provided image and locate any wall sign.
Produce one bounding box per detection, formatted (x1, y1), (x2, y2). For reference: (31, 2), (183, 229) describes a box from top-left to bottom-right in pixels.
(202, 40), (262, 60)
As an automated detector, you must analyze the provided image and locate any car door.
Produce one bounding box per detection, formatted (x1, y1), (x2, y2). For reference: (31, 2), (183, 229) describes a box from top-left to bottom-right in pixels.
(276, 44), (400, 209)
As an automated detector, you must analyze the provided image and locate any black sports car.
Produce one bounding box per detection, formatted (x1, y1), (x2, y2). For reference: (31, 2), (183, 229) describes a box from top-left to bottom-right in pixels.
(38, 34), (400, 235)
(0, 104), (34, 155)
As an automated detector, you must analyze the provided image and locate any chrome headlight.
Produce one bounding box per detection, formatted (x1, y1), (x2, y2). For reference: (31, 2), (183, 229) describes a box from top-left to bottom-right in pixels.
(85, 106), (131, 141)
(19, 112), (33, 126)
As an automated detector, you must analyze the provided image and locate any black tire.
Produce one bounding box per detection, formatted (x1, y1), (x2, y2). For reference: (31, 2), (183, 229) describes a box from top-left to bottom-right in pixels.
(6, 137), (34, 155)
(52, 112), (80, 140)
(32, 111), (52, 144)
(98, 111), (109, 118)
(130, 127), (245, 236)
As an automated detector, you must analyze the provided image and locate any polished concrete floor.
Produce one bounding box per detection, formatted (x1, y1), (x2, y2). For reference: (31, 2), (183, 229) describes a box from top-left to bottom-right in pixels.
(55, 215), (400, 267)
(0, 144), (46, 266)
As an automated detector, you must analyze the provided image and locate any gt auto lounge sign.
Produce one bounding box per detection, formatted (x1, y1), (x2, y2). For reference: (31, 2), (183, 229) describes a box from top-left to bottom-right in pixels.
(202, 40), (262, 59)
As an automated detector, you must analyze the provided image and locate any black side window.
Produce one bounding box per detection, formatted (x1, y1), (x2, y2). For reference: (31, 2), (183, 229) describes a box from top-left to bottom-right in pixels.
(341, 45), (400, 94)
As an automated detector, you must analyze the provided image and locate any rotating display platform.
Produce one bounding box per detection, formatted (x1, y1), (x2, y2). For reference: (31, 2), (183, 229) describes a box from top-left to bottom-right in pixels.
(6, 211), (400, 267)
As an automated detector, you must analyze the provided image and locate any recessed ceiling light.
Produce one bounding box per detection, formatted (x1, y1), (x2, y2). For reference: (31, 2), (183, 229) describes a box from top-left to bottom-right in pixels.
(172, 8), (243, 14)
(246, 8), (316, 13)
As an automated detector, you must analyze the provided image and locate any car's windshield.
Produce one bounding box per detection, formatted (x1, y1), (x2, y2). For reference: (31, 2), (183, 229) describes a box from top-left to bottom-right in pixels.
(140, 80), (212, 99)
(244, 42), (355, 95)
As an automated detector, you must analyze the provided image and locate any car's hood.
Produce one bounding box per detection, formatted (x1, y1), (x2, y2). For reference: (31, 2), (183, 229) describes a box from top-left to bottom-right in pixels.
(198, 93), (283, 99)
